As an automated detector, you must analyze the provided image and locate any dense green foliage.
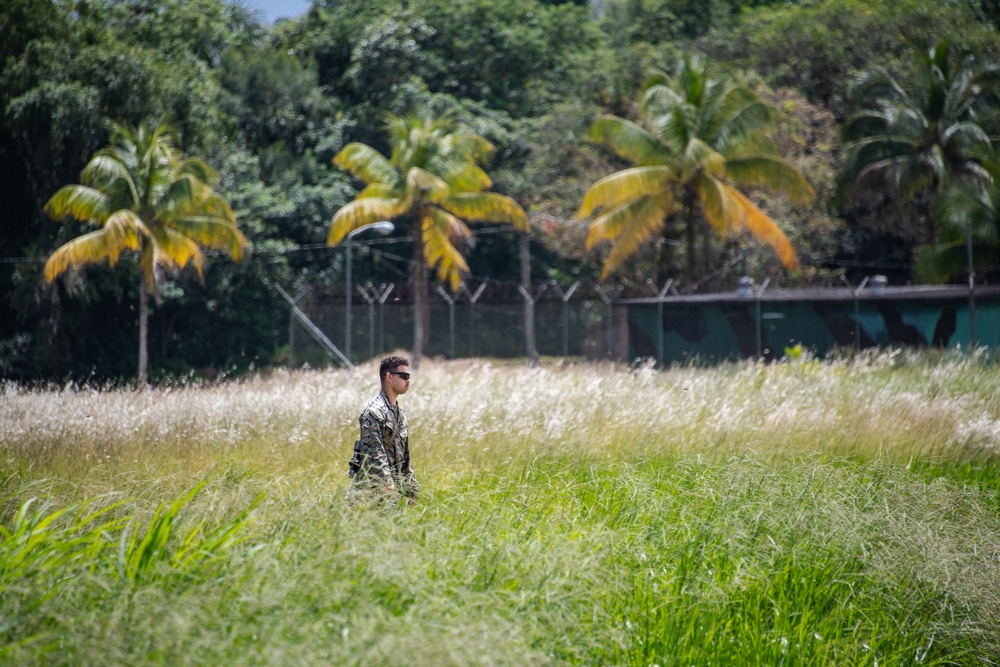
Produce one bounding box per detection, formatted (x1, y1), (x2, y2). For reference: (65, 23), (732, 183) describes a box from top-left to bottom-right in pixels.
(2, 0), (1000, 381)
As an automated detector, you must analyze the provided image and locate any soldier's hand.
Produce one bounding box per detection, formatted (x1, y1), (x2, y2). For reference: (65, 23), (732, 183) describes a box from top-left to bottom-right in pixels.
(385, 484), (396, 492)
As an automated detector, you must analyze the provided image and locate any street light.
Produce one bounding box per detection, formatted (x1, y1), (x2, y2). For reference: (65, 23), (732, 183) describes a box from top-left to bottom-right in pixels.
(345, 221), (395, 361)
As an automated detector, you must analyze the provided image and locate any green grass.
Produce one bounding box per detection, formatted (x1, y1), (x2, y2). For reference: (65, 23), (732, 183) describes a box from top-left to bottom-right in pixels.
(1, 352), (999, 665)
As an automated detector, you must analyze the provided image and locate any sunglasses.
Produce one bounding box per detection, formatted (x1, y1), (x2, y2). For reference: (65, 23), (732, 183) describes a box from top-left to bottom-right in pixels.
(388, 371), (411, 380)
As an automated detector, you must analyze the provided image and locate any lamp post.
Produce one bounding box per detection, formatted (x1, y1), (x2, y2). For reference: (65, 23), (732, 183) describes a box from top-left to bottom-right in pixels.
(345, 221), (395, 362)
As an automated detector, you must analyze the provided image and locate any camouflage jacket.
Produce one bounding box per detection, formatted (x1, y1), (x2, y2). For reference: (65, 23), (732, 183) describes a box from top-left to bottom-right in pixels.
(354, 391), (418, 497)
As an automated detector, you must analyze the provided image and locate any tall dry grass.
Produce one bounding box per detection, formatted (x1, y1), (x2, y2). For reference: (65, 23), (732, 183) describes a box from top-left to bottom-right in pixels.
(1, 351), (999, 665)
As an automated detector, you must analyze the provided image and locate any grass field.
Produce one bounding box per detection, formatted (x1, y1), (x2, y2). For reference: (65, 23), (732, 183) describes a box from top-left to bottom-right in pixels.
(2, 351), (1000, 665)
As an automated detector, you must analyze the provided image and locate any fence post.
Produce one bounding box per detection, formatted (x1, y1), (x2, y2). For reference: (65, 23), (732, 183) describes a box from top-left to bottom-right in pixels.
(966, 219), (977, 350)
(548, 280), (581, 358)
(594, 285), (623, 360)
(358, 284), (377, 360)
(840, 275), (869, 352)
(288, 286), (309, 369)
(754, 278), (770, 360)
(435, 286), (457, 359)
(518, 282), (548, 365)
(520, 233), (539, 366)
(461, 280), (488, 358)
(373, 283), (395, 354)
(646, 279), (675, 368)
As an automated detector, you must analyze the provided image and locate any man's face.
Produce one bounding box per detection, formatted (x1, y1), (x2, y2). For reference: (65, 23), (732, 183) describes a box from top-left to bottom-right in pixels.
(386, 365), (411, 394)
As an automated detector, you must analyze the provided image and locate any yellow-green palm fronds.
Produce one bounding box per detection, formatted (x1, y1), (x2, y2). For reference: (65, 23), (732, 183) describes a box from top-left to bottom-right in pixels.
(169, 215), (249, 261)
(576, 166), (674, 220)
(724, 156), (816, 205)
(440, 192), (528, 231)
(333, 143), (398, 187)
(588, 193), (674, 279)
(327, 196), (409, 245)
(43, 209), (145, 282)
(44, 185), (112, 226)
(721, 183), (800, 268)
(587, 115), (672, 166)
(152, 227), (207, 281)
(423, 207), (471, 290)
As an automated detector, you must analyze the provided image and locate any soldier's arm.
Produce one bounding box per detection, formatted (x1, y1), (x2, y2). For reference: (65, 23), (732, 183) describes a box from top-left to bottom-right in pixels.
(359, 409), (394, 485)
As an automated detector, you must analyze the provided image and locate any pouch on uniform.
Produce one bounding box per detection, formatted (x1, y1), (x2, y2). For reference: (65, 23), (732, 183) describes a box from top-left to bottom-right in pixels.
(348, 439), (364, 478)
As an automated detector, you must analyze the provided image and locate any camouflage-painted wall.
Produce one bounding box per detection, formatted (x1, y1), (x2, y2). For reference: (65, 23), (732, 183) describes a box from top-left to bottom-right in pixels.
(626, 289), (1000, 363)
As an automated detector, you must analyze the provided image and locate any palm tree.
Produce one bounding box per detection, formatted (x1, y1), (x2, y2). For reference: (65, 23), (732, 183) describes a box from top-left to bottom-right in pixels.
(841, 39), (999, 243)
(917, 167), (1000, 283)
(329, 112), (528, 366)
(44, 119), (249, 385)
(578, 55), (814, 283)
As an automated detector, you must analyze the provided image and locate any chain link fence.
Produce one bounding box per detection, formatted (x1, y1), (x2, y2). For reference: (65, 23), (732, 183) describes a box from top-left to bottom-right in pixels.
(285, 282), (628, 367)
(283, 280), (999, 368)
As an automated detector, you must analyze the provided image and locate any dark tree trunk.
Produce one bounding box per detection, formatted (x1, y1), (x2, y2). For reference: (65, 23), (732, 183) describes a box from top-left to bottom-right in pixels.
(410, 220), (428, 368)
(520, 232), (538, 367)
(683, 190), (698, 287)
(138, 279), (148, 387)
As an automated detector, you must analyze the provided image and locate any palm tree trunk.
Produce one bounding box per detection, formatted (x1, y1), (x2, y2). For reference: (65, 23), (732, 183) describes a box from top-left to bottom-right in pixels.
(520, 232), (538, 367)
(683, 192), (697, 286)
(701, 221), (713, 285)
(411, 224), (428, 368)
(138, 280), (148, 388)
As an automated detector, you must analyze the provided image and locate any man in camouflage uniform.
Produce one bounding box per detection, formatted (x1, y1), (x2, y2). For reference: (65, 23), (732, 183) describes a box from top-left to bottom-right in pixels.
(349, 355), (418, 504)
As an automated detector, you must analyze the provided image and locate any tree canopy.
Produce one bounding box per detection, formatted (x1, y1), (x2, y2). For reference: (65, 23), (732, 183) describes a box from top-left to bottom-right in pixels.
(2, 0), (1000, 381)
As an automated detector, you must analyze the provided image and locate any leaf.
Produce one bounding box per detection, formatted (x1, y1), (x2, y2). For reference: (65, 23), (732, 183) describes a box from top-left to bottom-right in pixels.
(334, 143), (398, 187)
(328, 197), (409, 245)
(598, 192), (675, 279)
(576, 166), (674, 219)
(423, 207), (471, 290)
(587, 115), (672, 166)
(168, 216), (249, 261)
(43, 185), (111, 226)
(720, 182), (800, 268)
(439, 193), (528, 231)
(724, 156), (816, 205)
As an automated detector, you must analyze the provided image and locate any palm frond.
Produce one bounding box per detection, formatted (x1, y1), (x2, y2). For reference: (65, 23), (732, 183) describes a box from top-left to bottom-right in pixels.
(586, 192), (673, 251)
(598, 192), (674, 279)
(942, 122), (992, 154)
(576, 166), (674, 219)
(696, 172), (735, 236)
(423, 208), (470, 291)
(43, 209), (144, 282)
(587, 115), (672, 166)
(168, 216), (249, 261)
(850, 68), (910, 107)
(711, 100), (775, 152)
(333, 143), (398, 186)
(44, 185), (111, 226)
(177, 157), (220, 187)
(683, 138), (725, 179)
(724, 156), (816, 205)
(357, 183), (398, 199)
(405, 167), (450, 203)
(914, 241), (972, 282)
(841, 110), (891, 142)
(328, 197), (408, 245)
(720, 183), (799, 268)
(439, 193), (528, 231)
(439, 162), (492, 194)
(151, 227), (207, 280)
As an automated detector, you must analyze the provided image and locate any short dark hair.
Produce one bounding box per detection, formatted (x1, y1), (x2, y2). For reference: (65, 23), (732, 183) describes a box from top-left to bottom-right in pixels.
(379, 355), (409, 380)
